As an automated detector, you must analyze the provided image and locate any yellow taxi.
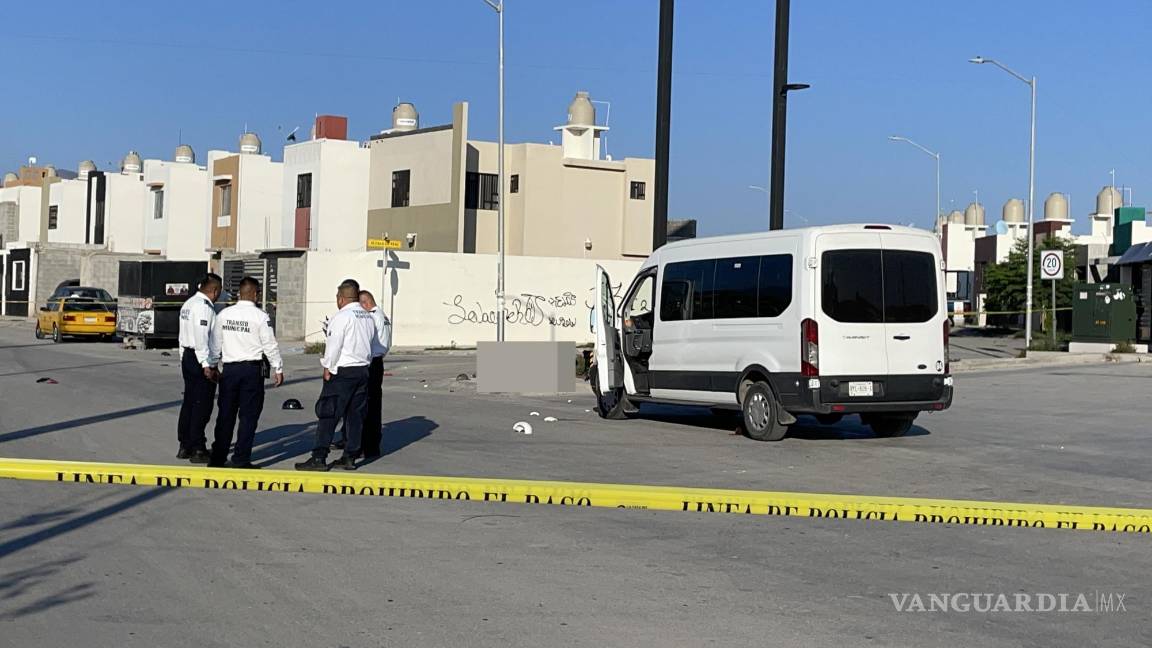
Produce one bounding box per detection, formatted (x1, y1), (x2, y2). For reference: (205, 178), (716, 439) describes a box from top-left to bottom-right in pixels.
(35, 287), (117, 343)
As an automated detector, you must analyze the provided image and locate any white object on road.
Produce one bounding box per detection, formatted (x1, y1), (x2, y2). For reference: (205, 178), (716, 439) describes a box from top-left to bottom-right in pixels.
(514, 421), (533, 435)
(543, 416), (558, 422)
(529, 411), (540, 416)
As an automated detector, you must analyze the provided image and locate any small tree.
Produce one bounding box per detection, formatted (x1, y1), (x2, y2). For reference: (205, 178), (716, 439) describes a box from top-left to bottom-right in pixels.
(983, 236), (1077, 331)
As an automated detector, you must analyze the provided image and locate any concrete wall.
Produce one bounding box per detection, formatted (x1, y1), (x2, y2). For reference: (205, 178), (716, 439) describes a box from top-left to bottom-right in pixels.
(27, 246), (158, 308)
(270, 251), (307, 340)
(302, 250), (642, 346)
(81, 252), (157, 298)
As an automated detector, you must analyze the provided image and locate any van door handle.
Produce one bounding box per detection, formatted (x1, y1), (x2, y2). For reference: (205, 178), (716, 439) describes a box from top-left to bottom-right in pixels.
(893, 335), (911, 341)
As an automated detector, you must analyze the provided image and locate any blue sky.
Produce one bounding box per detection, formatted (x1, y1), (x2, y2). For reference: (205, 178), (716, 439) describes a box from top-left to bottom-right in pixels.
(2, 1), (1150, 236)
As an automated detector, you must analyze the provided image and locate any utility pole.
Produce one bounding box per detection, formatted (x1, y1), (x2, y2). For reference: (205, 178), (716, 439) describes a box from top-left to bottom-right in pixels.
(653, 0), (674, 251)
(769, 0), (809, 230)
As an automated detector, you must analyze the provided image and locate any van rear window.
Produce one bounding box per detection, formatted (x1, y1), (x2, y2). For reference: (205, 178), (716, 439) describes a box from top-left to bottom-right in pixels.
(821, 249), (937, 323)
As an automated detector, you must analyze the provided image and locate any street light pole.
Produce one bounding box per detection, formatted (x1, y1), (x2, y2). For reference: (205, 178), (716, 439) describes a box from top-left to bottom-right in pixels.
(484, 0), (506, 341)
(888, 135), (941, 225)
(970, 56), (1036, 351)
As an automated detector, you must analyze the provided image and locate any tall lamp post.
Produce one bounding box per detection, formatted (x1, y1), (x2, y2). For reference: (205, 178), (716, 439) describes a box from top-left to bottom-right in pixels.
(887, 135), (940, 226)
(970, 55), (1036, 350)
(484, 0), (506, 341)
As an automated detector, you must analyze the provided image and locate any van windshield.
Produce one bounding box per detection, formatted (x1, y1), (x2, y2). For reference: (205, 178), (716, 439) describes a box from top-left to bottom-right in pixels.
(822, 249), (937, 323)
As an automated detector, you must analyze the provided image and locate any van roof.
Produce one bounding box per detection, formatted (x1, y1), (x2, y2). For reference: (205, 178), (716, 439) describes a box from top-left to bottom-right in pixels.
(661, 224), (928, 250)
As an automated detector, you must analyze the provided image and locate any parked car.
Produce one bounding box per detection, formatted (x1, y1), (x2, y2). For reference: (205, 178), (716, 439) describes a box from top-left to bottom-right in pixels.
(35, 287), (117, 342)
(590, 224), (953, 440)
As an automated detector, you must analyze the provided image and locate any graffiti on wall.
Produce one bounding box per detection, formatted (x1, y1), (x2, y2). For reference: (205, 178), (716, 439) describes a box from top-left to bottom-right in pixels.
(444, 282), (627, 329)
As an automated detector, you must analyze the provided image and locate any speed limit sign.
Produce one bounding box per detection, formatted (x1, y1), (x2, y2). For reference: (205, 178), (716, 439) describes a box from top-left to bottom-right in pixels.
(1040, 250), (1064, 280)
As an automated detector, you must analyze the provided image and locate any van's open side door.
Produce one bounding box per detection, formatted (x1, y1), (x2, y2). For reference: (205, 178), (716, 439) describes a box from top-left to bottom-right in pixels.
(594, 265), (623, 392)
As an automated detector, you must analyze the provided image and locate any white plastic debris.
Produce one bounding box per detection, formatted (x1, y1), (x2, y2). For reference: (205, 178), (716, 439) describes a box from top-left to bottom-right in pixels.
(529, 411), (540, 417)
(584, 409), (591, 413)
(567, 399), (573, 403)
(543, 416), (558, 422)
(514, 421), (533, 435)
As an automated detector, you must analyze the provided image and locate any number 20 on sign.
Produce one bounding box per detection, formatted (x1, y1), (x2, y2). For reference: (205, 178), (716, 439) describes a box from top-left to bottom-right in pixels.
(1041, 250), (1064, 280)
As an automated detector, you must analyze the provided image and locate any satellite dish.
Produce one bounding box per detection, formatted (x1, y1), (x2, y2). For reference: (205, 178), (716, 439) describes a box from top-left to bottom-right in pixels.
(994, 220), (1009, 235)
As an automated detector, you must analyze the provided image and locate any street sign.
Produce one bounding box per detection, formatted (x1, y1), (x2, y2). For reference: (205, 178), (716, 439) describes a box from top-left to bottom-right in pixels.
(367, 238), (402, 250)
(1040, 250), (1064, 280)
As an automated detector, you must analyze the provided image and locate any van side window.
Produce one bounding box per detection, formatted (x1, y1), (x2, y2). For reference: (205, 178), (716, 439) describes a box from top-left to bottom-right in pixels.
(624, 274), (655, 328)
(758, 254), (793, 317)
(712, 257), (759, 318)
(660, 259), (715, 321)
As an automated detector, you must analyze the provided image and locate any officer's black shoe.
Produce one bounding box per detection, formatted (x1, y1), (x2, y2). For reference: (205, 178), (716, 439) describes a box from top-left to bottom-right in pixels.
(295, 457), (331, 472)
(332, 455), (358, 471)
(227, 461), (260, 470)
(188, 450), (211, 464)
(176, 448), (192, 460)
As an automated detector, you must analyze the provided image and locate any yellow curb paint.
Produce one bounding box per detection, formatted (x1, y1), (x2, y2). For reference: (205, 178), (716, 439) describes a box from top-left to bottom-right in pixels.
(1, 457), (1149, 533)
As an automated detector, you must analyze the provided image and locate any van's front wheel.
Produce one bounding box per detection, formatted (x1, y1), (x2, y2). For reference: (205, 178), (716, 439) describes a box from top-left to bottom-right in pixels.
(741, 381), (788, 441)
(589, 368), (633, 420)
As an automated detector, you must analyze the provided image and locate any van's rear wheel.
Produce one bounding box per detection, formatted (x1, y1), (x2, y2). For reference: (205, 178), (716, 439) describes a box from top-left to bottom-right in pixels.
(741, 381), (788, 441)
(864, 413), (917, 438)
(589, 368), (633, 420)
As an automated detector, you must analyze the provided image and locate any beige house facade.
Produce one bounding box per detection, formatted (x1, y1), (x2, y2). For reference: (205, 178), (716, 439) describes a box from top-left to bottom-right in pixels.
(366, 94), (655, 260)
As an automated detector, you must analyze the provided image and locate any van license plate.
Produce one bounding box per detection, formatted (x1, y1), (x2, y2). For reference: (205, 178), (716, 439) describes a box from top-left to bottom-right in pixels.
(84, 317), (97, 323)
(848, 382), (873, 397)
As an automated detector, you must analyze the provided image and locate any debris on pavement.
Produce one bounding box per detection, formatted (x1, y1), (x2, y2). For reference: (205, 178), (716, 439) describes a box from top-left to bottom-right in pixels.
(513, 421), (533, 435)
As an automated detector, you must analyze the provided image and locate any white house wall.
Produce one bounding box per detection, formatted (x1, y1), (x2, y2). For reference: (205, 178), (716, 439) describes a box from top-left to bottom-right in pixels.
(303, 250), (642, 347)
(47, 179), (87, 245)
(236, 155), (284, 252)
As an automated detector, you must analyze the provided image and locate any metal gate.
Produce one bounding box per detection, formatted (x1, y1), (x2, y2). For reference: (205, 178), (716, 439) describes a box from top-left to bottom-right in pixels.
(221, 258), (278, 331)
(4, 248), (31, 317)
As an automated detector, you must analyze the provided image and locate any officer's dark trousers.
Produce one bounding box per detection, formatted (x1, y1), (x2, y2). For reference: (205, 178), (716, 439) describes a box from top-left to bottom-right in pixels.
(313, 366), (369, 460)
(177, 348), (215, 451)
(362, 356), (385, 456)
(211, 361), (265, 466)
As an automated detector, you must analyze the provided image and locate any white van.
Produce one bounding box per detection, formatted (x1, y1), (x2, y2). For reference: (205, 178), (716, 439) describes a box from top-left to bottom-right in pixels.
(591, 224), (953, 440)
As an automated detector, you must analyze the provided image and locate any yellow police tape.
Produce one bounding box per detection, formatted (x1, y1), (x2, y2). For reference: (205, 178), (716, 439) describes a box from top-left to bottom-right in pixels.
(1, 457), (1150, 533)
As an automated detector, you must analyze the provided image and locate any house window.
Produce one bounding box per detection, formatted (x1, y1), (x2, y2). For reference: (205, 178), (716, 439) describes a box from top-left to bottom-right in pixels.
(510, 174), (520, 194)
(11, 260), (25, 291)
(465, 172), (499, 210)
(48, 205), (59, 230)
(296, 173), (312, 208)
(630, 181), (646, 200)
(152, 189), (164, 220)
(391, 170), (411, 208)
(220, 183), (233, 217)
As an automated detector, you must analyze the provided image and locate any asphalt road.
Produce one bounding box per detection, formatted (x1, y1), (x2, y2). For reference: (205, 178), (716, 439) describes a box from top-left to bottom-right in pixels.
(0, 322), (1148, 647)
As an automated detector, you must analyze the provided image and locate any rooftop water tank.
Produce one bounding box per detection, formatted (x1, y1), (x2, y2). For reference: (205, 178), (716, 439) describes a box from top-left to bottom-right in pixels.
(964, 202), (985, 225)
(174, 144), (196, 164)
(1044, 192), (1068, 221)
(121, 151), (142, 173)
(948, 210), (965, 224)
(78, 160), (97, 180)
(1096, 186), (1122, 215)
(239, 132), (262, 154)
(1002, 198), (1025, 223)
(567, 91), (596, 126)
(392, 103), (419, 132)
(2, 172), (17, 186)
(44, 165), (58, 178)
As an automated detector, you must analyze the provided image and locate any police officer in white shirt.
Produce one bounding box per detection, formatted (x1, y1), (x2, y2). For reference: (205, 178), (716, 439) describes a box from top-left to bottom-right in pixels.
(296, 281), (376, 471)
(176, 273), (222, 464)
(358, 289), (392, 458)
(209, 277), (284, 468)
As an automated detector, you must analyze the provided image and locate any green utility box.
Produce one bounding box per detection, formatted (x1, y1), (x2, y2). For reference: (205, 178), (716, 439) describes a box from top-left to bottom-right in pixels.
(1071, 283), (1136, 342)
